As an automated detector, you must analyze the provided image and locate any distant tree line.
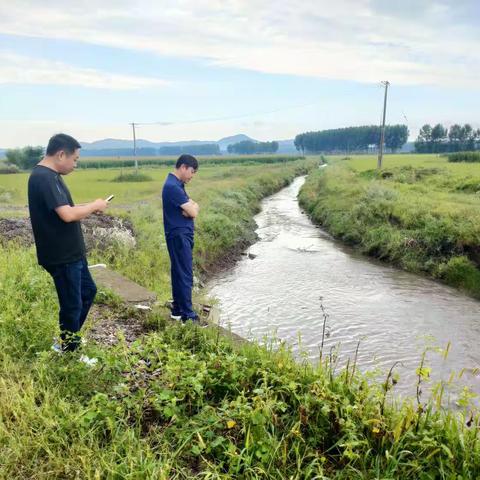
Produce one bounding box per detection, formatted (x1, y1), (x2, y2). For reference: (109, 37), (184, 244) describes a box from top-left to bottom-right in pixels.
(82, 144), (220, 157)
(158, 144), (220, 155)
(227, 140), (279, 154)
(5, 146), (44, 169)
(414, 124), (480, 153)
(294, 125), (409, 154)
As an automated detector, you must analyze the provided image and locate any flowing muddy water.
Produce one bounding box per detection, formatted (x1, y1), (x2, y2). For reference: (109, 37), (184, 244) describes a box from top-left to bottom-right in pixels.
(208, 176), (480, 404)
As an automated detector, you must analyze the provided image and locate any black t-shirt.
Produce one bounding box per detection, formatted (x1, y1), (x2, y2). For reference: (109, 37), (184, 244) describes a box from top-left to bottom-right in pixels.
(28, 165), (86, 266)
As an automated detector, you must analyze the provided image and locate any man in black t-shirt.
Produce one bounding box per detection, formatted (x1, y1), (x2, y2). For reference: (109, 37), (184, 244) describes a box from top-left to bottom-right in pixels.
(28, 133), (108, 354)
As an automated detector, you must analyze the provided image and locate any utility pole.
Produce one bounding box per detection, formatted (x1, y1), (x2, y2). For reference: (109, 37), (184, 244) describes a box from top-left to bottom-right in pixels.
(377, 80), (390, 169)
(130, 122), (138, 173)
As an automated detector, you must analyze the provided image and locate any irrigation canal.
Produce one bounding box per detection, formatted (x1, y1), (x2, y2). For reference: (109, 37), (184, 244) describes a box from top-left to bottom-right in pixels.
(208, 176), (480, 404)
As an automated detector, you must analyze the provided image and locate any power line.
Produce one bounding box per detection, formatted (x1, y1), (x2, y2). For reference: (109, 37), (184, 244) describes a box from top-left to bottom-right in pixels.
(132, 100), (320, 127)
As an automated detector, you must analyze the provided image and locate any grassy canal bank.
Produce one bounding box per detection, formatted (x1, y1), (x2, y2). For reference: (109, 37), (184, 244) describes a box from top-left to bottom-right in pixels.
(1, 157), (479, 478)
(299, 154), (480, 299)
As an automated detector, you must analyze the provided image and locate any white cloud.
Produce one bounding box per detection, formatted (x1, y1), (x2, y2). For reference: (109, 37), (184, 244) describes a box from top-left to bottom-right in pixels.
(0, 51), (169, 90)
(0, 0), (479, 88)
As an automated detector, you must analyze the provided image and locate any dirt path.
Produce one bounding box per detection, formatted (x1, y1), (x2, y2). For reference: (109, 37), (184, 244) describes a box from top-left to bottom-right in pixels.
(86, 303), (153, 346)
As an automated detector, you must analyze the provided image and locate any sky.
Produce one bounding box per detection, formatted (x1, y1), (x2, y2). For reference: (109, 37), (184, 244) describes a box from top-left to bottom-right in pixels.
(0, 0), (479, 148)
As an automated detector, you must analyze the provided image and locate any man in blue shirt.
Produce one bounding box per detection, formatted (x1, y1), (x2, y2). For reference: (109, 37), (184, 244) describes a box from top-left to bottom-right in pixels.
(162, 154), (200, 322)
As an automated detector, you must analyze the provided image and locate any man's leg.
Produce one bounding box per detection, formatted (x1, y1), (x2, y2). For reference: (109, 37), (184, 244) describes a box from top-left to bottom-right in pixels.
(45, 260), (83, 351)
(166, 236), (182, 317)
(168, 234), (196, 319)
(78, 258), (97, 329)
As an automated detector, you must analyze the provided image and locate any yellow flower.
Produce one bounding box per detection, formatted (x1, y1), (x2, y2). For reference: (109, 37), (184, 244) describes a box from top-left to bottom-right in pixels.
(227, 420), (236, 429)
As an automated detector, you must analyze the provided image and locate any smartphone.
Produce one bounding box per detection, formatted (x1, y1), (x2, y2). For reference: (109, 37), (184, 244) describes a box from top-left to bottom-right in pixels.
(106, 194), (115, 202)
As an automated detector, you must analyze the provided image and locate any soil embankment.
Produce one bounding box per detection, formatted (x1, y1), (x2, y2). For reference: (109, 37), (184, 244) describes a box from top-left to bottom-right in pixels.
(0, 214), (136, 251)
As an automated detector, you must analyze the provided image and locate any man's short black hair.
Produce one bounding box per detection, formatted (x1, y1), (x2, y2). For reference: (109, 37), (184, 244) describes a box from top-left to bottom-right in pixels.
(46, 133), (82, 156)
(175, 154), (198, 171)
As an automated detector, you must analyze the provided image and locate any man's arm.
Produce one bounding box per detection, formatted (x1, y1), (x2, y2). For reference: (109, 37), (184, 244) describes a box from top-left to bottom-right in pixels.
(55, 199), (108, 223)
(181, 200), (199, 219)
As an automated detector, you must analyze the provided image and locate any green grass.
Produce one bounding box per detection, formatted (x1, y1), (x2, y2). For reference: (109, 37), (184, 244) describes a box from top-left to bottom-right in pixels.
(1, 156), (480, 478)
(299, 153), (480, 297)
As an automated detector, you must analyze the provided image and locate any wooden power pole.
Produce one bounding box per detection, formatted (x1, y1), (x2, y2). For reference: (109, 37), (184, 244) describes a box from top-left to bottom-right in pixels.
(130, 122), (138, 173)
(377, 81), (390, 169)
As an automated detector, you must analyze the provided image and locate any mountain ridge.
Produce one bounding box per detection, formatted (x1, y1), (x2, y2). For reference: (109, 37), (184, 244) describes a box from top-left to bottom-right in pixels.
(80, 134), (257, 150)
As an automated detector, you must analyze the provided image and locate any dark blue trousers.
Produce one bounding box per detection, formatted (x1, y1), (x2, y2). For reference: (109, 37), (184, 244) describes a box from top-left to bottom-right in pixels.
(44, 258), (97, 351)
(166, 232), (197, 319)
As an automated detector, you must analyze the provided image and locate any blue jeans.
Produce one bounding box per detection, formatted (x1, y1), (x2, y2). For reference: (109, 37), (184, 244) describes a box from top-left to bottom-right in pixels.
(166, 233), (197, 319)
(44, 258), (97, 351)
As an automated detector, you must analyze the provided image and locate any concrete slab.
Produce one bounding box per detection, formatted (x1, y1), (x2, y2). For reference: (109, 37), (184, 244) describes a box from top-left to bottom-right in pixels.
(89, 265), (157, 304)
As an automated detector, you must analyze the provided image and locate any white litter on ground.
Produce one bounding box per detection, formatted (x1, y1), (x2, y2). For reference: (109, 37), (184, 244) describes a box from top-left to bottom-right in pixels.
(134, 304), (152, 310)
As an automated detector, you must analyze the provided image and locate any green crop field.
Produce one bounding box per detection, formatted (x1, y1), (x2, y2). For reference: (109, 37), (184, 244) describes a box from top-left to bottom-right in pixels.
(75, 154), (304, 170)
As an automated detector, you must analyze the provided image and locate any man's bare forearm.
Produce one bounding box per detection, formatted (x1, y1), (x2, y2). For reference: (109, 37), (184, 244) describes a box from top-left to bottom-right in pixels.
(56, 199), (108, 223)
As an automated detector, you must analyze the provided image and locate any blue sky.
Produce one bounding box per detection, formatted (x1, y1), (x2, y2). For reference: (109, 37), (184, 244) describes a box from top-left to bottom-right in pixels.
(0, 0), (479, 147)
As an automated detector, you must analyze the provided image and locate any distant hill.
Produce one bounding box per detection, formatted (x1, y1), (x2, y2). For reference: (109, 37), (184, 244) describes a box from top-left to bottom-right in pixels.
(217, 134), (255, 151)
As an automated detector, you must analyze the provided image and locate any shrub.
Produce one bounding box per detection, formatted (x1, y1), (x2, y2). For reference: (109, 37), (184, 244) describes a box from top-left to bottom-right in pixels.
(112, 172), (153, 182)
(436, 255), (480, 291)
(0, 163), (20, 174)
